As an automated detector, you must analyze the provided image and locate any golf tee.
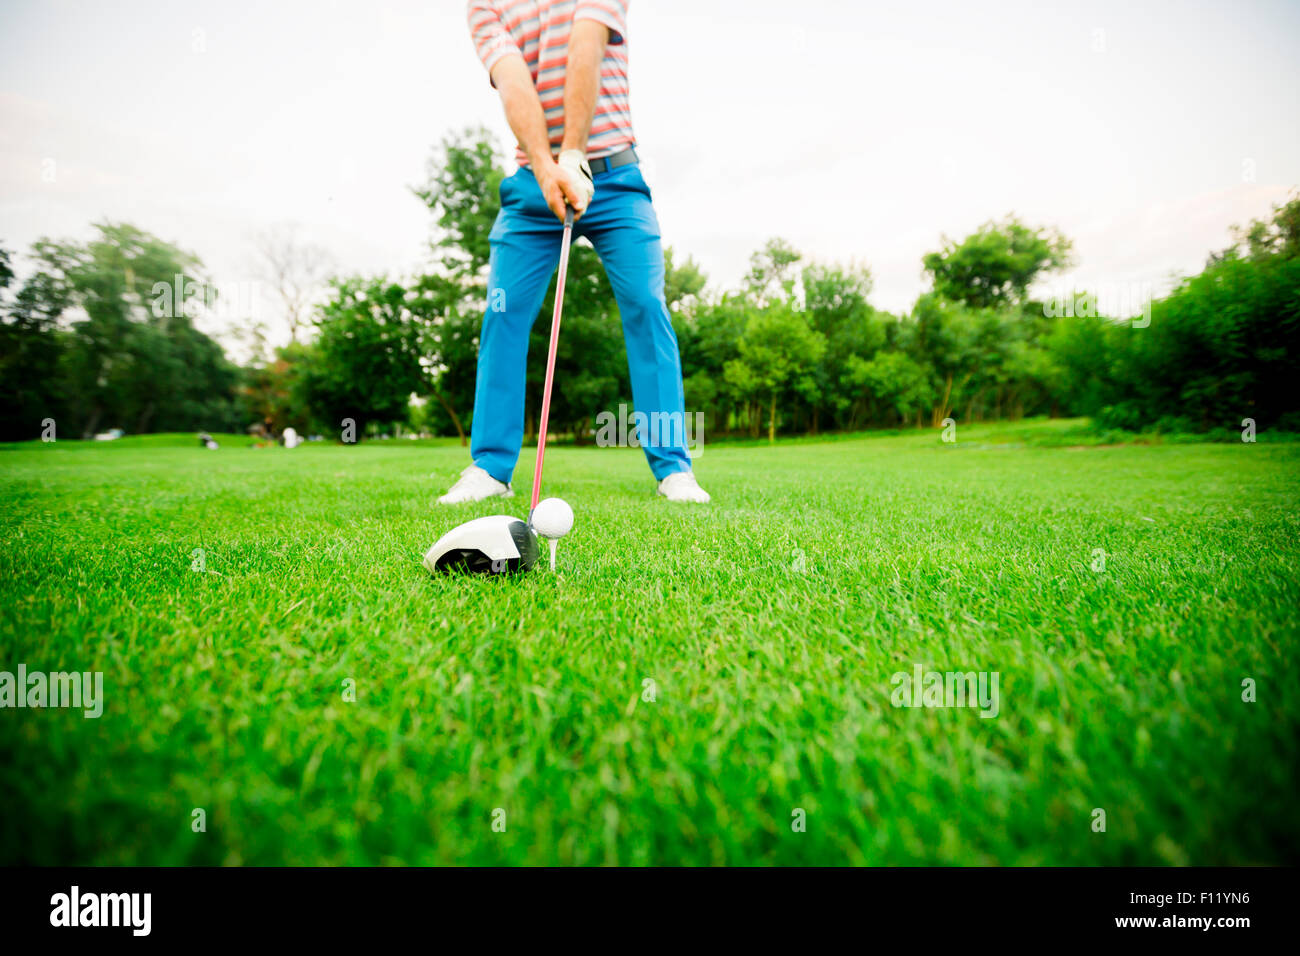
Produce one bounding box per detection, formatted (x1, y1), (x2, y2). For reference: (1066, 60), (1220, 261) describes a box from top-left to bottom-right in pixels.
(549, 538), (557, 572)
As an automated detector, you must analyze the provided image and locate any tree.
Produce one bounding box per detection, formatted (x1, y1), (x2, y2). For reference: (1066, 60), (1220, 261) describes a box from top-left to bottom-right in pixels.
(413, 126), (504, 279)
(725, 304), (826, 441)
(676, 294), (747, 436)
(1, 244), (70, 440)
(923, 216), (1072, 309)
(301, 276), (431, 438)
(664, 247), (707, 311)
(744, 238), (802, 307)
(1219, 191), (1300, 264)
(847, 350), (933, 425)
(905, 294), (980, 425)
(408, 272), (478, 445)
(254, 224), (334, 344)
(238, 339), (318, 435)
(1100, 254), (1300, 432)
(802, 261), (884, 431)
(1044, 304), (1118, 417)
(411, 128), (512, 443)
(10, 224), (239, 438)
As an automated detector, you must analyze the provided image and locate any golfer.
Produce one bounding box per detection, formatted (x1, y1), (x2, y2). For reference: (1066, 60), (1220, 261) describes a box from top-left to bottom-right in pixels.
(439, 0), (710, 504)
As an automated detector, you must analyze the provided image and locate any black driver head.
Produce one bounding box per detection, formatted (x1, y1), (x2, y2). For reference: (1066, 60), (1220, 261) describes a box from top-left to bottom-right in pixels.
(426, 516), (539, 575)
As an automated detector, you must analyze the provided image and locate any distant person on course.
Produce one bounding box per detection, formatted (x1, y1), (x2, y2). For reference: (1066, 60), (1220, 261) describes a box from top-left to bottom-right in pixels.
(438, 0), (710, 504)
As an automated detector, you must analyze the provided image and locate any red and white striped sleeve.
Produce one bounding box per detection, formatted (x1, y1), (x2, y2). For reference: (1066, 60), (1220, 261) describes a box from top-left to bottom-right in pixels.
(574, 0), (628, 45)
(466, 1), (521, 77)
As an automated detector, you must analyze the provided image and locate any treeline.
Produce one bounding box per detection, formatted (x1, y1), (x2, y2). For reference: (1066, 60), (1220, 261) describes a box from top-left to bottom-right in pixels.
(678, 197), (1299, 438)
(0, 225), (240, 441)
(2, 129), (1297, 444)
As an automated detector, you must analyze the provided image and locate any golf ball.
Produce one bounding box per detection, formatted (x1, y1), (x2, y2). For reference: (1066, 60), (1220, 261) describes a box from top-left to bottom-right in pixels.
(531, 497), (574, 539)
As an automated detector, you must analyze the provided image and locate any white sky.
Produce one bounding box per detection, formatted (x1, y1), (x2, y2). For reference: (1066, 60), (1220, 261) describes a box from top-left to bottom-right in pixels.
(2, 0), (1298, 346)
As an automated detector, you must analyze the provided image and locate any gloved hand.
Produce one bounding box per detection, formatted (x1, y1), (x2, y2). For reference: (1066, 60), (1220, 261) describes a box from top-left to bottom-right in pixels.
(557, 148), (595, 214)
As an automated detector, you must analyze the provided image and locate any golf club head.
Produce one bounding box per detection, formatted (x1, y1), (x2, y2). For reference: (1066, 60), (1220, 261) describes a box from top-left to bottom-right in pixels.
(423, 514), (539, 575)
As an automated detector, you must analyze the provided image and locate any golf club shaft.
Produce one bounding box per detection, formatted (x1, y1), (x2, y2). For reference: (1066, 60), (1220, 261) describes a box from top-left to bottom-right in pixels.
(530, 204), (575, 514)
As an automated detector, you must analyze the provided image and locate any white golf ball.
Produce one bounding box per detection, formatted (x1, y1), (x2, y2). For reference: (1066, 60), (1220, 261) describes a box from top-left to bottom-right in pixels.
(531, 497), (574, 539)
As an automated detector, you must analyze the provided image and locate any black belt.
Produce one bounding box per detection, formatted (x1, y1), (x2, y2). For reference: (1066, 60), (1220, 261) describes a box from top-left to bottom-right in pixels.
(587, 146), (638, 175)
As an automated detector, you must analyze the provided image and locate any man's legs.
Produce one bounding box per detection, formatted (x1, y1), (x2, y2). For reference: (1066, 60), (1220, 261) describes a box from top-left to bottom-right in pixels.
(577, 164), (693, 480)
(469, 169), (564, 484)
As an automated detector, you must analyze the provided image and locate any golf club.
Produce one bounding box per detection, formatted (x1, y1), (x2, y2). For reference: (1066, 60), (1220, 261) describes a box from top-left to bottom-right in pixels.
(529, 203), (575, 523)
(424, 204), (577, 575)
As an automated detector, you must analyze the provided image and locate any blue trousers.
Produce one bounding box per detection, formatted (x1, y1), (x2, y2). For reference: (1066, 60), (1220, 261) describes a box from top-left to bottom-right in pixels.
(469, 161), (691, 484)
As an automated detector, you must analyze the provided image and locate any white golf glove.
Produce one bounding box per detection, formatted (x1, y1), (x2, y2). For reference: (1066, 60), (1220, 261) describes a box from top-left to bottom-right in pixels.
(557, 148), (595, 212)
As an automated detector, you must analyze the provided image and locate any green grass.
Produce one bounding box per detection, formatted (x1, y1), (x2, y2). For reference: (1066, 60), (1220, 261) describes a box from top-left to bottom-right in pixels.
(1, 420), (1297, 865)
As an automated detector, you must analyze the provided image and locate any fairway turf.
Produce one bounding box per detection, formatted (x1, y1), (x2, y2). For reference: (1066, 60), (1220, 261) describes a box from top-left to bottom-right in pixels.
(1, 421), (1297, 865)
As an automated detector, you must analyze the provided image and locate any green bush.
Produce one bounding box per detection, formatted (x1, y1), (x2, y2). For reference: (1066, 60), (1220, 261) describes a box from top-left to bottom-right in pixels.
(1098, 252), (1300, 432)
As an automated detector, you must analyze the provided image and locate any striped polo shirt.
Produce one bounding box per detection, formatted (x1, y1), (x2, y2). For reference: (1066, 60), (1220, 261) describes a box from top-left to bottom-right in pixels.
(467, 0), (635, 164)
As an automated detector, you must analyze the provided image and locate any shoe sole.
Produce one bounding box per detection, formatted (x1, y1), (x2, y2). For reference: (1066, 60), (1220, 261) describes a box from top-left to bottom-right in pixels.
(656, 491), (710, 504)
(438, 489), (514, 505)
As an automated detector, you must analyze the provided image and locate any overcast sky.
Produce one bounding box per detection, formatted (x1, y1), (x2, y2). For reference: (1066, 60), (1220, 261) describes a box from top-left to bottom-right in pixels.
(2, 0), (1298, 346)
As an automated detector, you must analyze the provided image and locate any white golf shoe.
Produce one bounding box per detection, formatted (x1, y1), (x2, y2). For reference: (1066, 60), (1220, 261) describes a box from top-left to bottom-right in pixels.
(437, 464), (513, 505)
(657, 470), (711, 503)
